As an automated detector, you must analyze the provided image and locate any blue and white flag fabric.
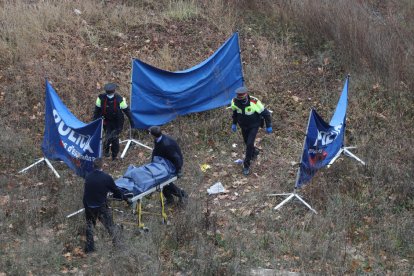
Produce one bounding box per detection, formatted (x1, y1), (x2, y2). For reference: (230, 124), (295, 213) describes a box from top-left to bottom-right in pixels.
(41, 80), (102, 178)
(296, 76), (349, 188)
(131, 32), (244, 129)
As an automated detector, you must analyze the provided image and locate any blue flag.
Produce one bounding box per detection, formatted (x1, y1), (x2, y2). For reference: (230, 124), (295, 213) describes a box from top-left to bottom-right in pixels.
(131, 32), (244, 129)
(41, 80), (102, 178)
(296, 76), (349, 188)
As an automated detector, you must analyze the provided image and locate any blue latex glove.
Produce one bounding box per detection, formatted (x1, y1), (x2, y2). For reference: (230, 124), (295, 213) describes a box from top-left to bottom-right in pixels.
(231, 124), (237, 132)
(266, 127), (273, 134)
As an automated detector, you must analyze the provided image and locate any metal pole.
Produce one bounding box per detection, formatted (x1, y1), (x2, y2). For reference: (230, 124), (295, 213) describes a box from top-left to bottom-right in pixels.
(44, 157), (61, 178)
(236, 31), (245, 86)
(119, 59), (152, 158)
(19, 158), (46, 173)
(66, 208), (85, 218)
(99, 119), (103, 158)
(343, 147), (366, 165)
(294, 108), (313, 189)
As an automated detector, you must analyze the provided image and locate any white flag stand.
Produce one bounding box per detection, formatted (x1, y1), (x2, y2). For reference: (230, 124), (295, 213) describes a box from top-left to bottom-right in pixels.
(19, 157), (61, 178)
(119, 127), (152, 159)
(327, 146), (365, 167)
(269, 75), (365, 214)
(268, 110), (317, 213)
(327, 75), (365, 168)
(120, 62), (153, 159)
(268, 189), (317, 214)
(268, 159), (318, 214)
(270, 143), (365, 214)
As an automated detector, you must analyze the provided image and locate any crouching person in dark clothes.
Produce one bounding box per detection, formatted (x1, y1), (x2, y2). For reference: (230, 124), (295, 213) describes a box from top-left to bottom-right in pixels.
(148, 126), (188, 206)
(83, 158), (128, 253)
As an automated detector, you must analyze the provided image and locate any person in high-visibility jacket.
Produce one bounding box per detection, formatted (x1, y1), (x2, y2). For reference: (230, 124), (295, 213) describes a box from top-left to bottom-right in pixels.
(93, 83), (134, 160)
(231, 86), (272, 175)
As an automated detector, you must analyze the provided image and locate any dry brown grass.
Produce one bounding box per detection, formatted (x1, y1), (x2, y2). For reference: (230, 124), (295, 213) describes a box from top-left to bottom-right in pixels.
(0, 0), (413, 275)
(279, 0), (414, 92)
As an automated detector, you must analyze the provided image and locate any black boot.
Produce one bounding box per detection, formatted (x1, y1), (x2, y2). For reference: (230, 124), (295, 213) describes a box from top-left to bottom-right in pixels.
(165, 196), (174, 206)
(252, 148), (260, 160)
(243, 166), (250, 176)
(178, 190), (189, 205)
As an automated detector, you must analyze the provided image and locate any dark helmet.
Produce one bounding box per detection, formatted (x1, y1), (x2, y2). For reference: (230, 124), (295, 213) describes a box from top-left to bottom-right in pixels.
(235, 86), (248, 99)
(93, 158), (103, 169)
(235, 86), (248, 94)
(148, 126), (162, 138)
(104, 83), (118, 93)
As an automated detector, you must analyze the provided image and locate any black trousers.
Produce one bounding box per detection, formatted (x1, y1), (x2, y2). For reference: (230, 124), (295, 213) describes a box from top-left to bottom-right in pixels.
(103, 125), (120, 158)
(85, 205), (119, 251)
(241, 127), (259, 168)
(163, 183), (184, 203)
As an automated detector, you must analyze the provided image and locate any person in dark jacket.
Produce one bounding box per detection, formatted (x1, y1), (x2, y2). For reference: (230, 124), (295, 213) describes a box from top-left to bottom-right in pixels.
(83, 158), (128, 253)
(149, 126), (187, 205)
(231, 86), (272, 175)
(93, 83), (134, 160)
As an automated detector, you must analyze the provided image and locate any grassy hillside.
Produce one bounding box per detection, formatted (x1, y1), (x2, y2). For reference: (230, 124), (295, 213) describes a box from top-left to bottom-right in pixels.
(0, 0), (412, 274)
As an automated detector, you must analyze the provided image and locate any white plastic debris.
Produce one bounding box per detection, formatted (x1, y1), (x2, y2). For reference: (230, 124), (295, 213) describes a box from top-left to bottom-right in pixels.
(207, 182), (227, 195)
(232, 143), (237, 148)
(74, 9), (82, 15)
(234, 159), (243, 164)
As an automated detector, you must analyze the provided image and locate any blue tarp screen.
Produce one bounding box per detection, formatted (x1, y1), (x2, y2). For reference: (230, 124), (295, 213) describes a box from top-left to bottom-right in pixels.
(296, 76), (349, 188)
(41, 80), (102, 178)
(130, 32), (244, 129)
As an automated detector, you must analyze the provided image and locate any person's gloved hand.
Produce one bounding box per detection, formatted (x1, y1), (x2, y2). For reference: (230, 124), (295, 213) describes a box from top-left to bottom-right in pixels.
(231, 124), (237, 132)
(266, 127), (273, 134)
(177, 170), (183, 178)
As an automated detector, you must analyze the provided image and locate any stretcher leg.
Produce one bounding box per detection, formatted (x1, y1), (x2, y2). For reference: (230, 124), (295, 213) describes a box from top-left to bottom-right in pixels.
(160, 191), (168, 224)
(136, 199), (145, 229)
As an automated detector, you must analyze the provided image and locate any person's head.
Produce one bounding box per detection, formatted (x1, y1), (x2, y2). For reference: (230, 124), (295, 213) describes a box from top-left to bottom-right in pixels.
(235, 86), (248, 100)
(93, 158), (103, 170)
(104, 83), (118, 95)
(148, 126), (162, 138)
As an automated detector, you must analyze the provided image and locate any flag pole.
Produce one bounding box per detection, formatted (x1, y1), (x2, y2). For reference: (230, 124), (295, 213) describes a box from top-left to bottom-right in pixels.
(236, 31), (245, 86)
(326, 74), (365, 167)
(268, 108), (317, 214)
(120, 58), (152, 158)
(99, 118), (103, 158)
(19, 79), (61, 178)
(294, 108), (313, 189)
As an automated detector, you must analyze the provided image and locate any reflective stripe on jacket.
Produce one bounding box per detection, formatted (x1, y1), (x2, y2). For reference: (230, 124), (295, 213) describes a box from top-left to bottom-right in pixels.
(94, 93), (127, 128)
(231, 96), (271, 129)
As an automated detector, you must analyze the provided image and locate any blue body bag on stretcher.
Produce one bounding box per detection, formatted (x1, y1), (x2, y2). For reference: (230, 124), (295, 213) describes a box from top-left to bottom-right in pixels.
(115, 156), (176, 196)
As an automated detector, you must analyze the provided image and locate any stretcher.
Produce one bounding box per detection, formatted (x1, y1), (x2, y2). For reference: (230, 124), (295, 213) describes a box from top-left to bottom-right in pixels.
(110, 157), (178, 230)
(67, 157), (178, 230)
(109, 176), (178, 230)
